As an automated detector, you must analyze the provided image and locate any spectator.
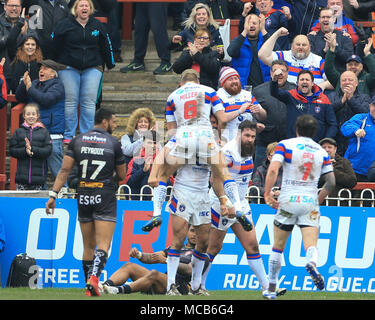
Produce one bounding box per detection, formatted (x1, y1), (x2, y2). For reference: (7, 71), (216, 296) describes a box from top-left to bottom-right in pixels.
(324, 37), (375, 96)
(0, 57), (7, 108)
(245, 0), (295, 50)
(318, 137), (357, 200)
(250, 141), (283, 203)
(125, 130), (162, 200)
(227, 13), (271, 89)
(258, 27), (331, 89)
(368, 159), (375, 182)
(216, 66), (267, 142)
(311, 0), (358, 46)
(252, 59), (295, 169)
(341, 97), (375, 182)
(51, 0), (115, 145)
(15, 59), (65, 181)
(172, 28), (222, 90)
(184, 0), (244, 20)
(170, 3), (223, 54)
(9, 103), (52, 190)
(271, 69), (338, 142)
(328, 70), (370, 155)
(308, 8), (353, 74)
(120, 107), (157, 167)
(7, 31), (42, 93)
(23, 0), (70, 60)
(0, 0), (27, 89)
(345, 0), (375, 21)
(284, 0), (327, 37)
(120, 2), (171, 75)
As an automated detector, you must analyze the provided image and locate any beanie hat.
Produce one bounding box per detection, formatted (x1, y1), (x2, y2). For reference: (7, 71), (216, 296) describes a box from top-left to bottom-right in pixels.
(219, 67), (239, 87)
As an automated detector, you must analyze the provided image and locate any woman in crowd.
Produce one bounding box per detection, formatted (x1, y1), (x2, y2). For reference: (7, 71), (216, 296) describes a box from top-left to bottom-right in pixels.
(172, 28), (222, 90)
(170, 2), (223, 55)
(51, 0), (115, 144)
(9, 103), (52, 190)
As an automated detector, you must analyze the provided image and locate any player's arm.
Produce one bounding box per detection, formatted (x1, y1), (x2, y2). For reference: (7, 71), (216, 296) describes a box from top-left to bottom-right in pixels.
(115, 163), (127, 182)
(318, 171), (336, 205)
(167, 121), (177, 139)
(45, 155), (75, 214)
(129, 247), (167, 264)
(264, 160), (282, 209)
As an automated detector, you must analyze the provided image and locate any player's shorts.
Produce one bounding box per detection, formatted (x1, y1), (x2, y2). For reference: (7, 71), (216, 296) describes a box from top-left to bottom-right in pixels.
(77, 186), (117, 223)
(169, 125), (219, 161)
(167, 187), (211, 226)
(210, 198), (253, 231)
(274, 199), (320, 231)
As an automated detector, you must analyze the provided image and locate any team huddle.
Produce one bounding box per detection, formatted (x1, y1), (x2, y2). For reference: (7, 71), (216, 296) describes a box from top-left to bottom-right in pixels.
(45, 68), (336, 299)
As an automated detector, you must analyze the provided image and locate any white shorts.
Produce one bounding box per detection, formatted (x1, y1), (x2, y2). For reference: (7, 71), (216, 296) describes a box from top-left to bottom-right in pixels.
(169, 125), (219, 161)
(167, 187), (211, 226)
(274, 200), (320, 231)
(210, 198), (253, 231)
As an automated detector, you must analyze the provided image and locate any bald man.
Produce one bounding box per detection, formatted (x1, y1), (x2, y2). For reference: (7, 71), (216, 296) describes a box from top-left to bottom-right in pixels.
(330, 70), (371, 155)
(258, 27), (332, 90)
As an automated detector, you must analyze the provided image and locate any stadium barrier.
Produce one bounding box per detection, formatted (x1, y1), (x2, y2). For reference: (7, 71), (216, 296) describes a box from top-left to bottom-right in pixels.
(1, 189), (374, 293)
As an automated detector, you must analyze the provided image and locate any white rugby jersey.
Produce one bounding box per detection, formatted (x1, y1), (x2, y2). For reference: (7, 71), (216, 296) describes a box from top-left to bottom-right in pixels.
(272, 50), (325, 85)
(165, 82), (224, 127)
(272, 136), (333, 203)
(165, 139), (210, 192)
(217, 88), (258, 142)
(209, 138), (254, 201)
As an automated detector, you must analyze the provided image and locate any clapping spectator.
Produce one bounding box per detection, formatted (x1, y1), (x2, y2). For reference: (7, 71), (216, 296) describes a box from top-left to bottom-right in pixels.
(172, 28), (222, 90)
(51, 0), (115, 145)
(120, 108), (157, 167)
(170, 3), (223, 54)
(227, 13), (271, 88)
(9, 103), (52, 190)
(7, 31), (42, 93)
(15, 59), (65, 180)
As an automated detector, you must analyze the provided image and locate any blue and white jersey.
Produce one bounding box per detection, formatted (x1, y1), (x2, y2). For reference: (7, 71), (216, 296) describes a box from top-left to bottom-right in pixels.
(272, 50), (325, 85)
(272, 136), (333, 204)
(217, 88), (259, 142)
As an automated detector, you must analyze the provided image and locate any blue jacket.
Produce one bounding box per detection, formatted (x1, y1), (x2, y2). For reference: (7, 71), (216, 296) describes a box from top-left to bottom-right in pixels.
(15, 77), (65, 135)
(341, 112), (375, 176)
(271, 80), (338, 142)
(228, 33), (271, 88)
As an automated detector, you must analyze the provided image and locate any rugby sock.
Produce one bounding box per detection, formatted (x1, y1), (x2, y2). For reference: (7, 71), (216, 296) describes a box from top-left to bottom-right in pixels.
(306, 246), (318, 266)
(268, 248), (283, 292)
(118, 284), (131, 294)
(201, 253), (215, 289)
(224, 180), (242, 212)
(247, 253), (269, 291)
(191, 250), (207, 291)
(153, 181), (167, 216)
(91, 249), (108, 279)
(103, 279), (115, 286)
(82, 260), (93, 283)
(167, 249), (181, 291)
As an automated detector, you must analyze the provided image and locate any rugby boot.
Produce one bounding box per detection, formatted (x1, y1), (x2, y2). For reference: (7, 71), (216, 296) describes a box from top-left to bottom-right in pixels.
(276, 287), (287, 296)
(305, 262), (325, 290)
(142, 215), (162, 232)
(235, 211), (253, 231)
(262, 290), (276, 300)
(86, 275), (100, 296)
(166, 284), (181, 296)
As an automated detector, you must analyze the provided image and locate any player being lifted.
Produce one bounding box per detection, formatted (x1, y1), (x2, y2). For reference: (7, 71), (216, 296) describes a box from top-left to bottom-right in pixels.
(143, 69), (258, 233)
(263, 114), (336, 299)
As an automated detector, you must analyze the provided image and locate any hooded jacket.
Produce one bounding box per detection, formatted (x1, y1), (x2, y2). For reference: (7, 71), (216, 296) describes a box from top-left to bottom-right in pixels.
(271, 80), (338, 142)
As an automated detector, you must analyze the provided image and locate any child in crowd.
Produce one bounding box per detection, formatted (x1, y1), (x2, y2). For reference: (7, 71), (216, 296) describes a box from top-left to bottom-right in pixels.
(9, 104), (52, 190)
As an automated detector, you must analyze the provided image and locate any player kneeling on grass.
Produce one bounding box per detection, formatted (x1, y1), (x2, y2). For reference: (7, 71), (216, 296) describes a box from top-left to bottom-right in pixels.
(263, 114), (336, 300)
(100, 225), (207, 295)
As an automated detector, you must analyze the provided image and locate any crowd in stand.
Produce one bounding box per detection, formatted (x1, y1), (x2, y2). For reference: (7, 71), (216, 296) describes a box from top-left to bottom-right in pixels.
(1, 0), (375, 198)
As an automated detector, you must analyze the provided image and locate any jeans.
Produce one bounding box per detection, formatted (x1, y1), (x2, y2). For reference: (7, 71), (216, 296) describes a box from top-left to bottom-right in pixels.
(48, 138), (63, 179)
(59, 67), (102, 141)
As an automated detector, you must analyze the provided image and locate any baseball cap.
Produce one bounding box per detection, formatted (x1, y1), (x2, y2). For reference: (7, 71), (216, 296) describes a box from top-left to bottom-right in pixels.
(319, 137), (337, 147)
(346, 55), (362, 64)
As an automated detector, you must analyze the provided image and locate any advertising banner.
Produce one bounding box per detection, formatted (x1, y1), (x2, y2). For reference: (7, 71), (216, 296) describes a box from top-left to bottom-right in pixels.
(0, 197), (374, 293)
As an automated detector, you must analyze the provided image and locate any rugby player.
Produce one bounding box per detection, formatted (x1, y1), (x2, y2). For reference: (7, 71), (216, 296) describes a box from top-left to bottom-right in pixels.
(263, 114), (336, 299)
(45, 108), (126, 297)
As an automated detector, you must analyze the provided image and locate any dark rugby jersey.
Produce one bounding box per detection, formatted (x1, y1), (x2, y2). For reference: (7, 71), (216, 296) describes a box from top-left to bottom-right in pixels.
(66, 128), (125, 189)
